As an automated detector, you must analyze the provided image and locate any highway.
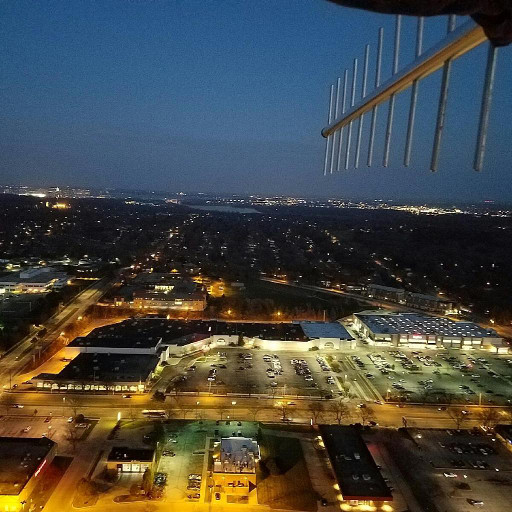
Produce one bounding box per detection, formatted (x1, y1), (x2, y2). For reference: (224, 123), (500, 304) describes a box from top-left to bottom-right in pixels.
(0, 275), (118, 388)
(1, 391), (508, 430)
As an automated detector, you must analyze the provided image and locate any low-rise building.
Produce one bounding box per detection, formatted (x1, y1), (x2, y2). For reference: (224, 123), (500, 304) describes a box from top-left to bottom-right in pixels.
(32, 353), (159, 393)
(318, 425), (392, 506)
(0, 437), (57, 511)
(212, 437), (259, 503)
(353, 311), (503, 349)
(0, 267), (68, 294)
(495, 424), (512, 453)
(133, 289), (207, 311)
(406, 292), (453, 314)
(366, 284), (455, 313)
(366, 284), (405, 304)
(63, 318), (354, 362)
(106, 447), (155, 473)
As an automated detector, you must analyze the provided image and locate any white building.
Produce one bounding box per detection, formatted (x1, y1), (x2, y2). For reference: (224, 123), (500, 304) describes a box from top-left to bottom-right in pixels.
(0, 267), (68, 294)
(353, 311), (503, 350)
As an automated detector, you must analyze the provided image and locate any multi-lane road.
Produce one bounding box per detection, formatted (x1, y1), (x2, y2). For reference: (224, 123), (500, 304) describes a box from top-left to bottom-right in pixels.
(0, 275), (118, 388)
(1, 391), (508, 430)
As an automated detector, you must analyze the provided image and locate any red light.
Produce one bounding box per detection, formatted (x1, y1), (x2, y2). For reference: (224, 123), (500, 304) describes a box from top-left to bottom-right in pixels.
(34, 459), (47, 478)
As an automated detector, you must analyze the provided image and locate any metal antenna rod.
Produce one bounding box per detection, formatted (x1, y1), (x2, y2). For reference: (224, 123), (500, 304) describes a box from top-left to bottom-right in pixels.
(330, 77), (342, 173)
(474, 43), (498, 171)
(336, 70), (349, 171)
(355, 44), (370, 169)
(404, 17), (424, 166)
(344, 58), (358, 170)
(431, 15), (457, 171)
(383, 15), (401, 167)
(367, 27), (383, 167)
(323, 84), (335, 176)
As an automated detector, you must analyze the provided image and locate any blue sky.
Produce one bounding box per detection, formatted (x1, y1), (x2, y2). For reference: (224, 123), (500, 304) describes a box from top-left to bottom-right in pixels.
(1, 0), (511, 201)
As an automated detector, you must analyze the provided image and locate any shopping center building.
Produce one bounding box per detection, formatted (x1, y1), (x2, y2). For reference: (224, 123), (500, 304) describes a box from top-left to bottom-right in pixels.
(0, 437), (57, 512)
(352, 311), (503, 350)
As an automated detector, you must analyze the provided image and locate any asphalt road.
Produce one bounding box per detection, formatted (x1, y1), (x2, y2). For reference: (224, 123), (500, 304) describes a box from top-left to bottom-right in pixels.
(260, 277), (415, 311)
(1, 391), (509, 430)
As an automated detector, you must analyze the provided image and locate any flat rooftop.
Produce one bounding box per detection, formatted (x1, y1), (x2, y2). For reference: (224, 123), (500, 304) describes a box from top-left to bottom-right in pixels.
(299, 321), (353, 340)
(0, 437), (55, 495)
(0, 269), (67, 284)
(35, 353), (159, 383)
(409, 292), (450, 303)
(356, 312), (498, 338)
(495, 424), (512, 442)
(318, 425), (392, 502)
(134, 289), (206, 301)
(214, 437), (259, 473)
(368, 284), (404, 293)
(69, 320), (163, 349)
(108, 447), (154, 463)
(72, 318), (310, 346)
(131, 272), (184, 285)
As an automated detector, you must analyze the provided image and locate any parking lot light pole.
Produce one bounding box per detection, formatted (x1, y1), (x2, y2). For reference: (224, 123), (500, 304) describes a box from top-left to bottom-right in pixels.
(231, 401), (236, 420)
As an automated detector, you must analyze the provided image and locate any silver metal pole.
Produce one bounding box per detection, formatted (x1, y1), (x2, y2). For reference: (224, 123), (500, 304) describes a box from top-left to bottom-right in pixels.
(323, 84), (335, 176)
(355, 44), (370, 168)
(404, 17), (424, 166)
(430, 15), (457, 171)
(345, 58), (358, 169)
(336, 70), (349, 171)
(474, 43), (498, 171)
(383, 15), (401, 167)
(367, 27), (383, 167)
(330, 77), (341, 173)
(323, 21), (485, 139)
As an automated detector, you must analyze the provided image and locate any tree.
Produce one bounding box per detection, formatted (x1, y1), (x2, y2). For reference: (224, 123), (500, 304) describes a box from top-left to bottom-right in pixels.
(77, 478), (96, 498)
(66, 423), (81, 452)
(477, 408), (500, 429)
(308, 402), (325, 424)
(217, 406), (229, 420)
(339, 382), (352, 399)
(358, 405), (376, 425)
(2, 392), (17, 414)
(67, 396), (83, 418)
(448, 408), (470, 429)
(330, 400), (351, 425)
(142, 467), (153, 495)
(247, 406), (262, 422)
(276, 402), (289, 422)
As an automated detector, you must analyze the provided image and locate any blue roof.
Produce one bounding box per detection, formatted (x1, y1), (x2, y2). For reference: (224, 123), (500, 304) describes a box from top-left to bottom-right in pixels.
(299, 321), (353, 340)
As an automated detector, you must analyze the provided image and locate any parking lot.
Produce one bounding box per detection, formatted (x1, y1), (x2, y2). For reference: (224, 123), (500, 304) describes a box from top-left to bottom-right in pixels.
(386, 428), (512, 512)
(169, 349), (343, 398)
(351, 346), (512, 405)
(0, 414), (85, 450)
(162, 344), (511, 405)
(155, 420), (258, 503)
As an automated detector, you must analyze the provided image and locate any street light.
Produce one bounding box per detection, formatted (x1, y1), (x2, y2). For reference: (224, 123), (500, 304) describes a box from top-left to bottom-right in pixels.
(231, 401), (236, 420)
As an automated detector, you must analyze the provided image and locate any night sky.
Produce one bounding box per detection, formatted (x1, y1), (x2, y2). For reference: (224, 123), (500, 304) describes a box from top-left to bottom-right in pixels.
(1, 0), (511, 202)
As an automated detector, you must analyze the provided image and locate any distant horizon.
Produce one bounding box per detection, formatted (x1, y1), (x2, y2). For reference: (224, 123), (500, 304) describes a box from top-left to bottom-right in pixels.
(2, 182), (511, 208)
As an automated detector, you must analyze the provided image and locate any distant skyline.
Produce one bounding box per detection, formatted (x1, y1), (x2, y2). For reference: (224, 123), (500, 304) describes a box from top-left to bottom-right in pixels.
(1, 0), (511, 201)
